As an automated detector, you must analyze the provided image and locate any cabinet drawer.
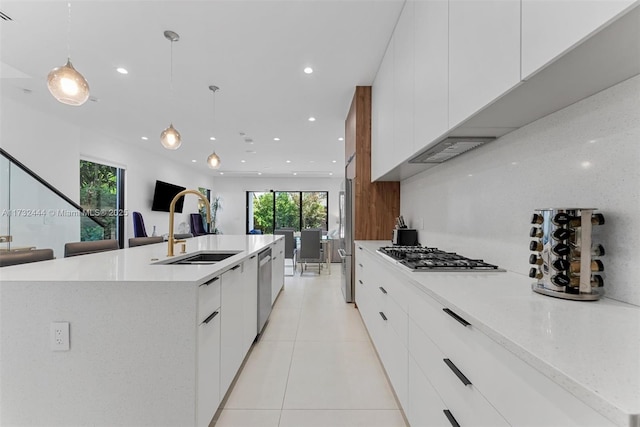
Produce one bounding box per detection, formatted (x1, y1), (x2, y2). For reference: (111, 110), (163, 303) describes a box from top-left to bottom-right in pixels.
(409, 285), (614, 426)
(408, 318), (509, 427)
(375, 312), (408, 411)
(408, 355), (452, 427)
(198, 277), (221, 324)
(372, 283), (408, 347)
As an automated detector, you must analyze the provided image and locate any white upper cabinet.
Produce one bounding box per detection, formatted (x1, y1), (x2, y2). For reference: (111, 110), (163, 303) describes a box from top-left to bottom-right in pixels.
(521, 0), (638, 80)
(371, 33), (395, 181)
(413, 0), (449, 154)
(448, 0), (521, 128)
(393, 1), (415, 166)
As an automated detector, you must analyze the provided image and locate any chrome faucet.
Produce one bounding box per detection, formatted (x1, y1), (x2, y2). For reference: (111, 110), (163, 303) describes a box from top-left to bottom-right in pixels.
(167, 189), (211, 257)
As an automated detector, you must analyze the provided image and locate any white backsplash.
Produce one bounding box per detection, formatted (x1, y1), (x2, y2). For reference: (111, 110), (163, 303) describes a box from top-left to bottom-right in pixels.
(401, 75), (640, 307)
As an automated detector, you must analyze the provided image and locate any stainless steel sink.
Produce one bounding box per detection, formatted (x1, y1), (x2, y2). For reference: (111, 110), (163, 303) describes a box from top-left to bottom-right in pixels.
(154, 251), (241, 265)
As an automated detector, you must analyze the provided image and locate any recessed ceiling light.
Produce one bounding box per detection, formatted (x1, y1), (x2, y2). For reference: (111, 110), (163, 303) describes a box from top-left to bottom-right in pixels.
(338, 137), (344, 141)
(116, 67), (128, 74)
(329, 173), (333, 176)
(309, 160), (315, 163)
(220, 172), (224, 175)
(191, 159), (197, 163)
(293, 172), (298, 176)
(273, 137), (280, 141)
(210, 137), (216, 141)
(303, 67), (313, 74)
(241, 160), (246, 163)
(332, 160), (337, 163)
(286, 160), (291, 163)
(257, 172), (262, 175)
(308, 117), (316, 122)
(141, 136), (148, 140)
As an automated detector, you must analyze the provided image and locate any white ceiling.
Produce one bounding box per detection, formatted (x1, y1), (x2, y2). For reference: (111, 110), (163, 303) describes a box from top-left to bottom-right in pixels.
(0, 0), (404, 177)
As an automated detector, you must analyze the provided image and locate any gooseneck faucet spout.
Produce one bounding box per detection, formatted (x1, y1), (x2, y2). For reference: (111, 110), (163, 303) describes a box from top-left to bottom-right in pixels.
(167, 190), (211, 257)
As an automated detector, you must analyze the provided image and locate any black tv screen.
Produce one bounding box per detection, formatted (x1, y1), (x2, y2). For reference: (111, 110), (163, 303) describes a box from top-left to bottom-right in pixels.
(151, 180), (186, 213)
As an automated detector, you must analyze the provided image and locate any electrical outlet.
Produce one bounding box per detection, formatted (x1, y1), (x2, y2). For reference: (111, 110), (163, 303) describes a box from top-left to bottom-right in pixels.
(50, 322), (70, 351)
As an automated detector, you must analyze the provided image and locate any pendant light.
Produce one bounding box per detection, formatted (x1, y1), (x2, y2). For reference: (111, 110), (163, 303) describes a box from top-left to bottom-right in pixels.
(207, 85), (221, 169)
(160, 30), (182, 150)
(47, 2), (90, 106)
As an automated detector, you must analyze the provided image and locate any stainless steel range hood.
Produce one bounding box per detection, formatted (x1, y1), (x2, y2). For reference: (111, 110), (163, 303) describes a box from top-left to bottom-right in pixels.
(408, 136), (496, 164)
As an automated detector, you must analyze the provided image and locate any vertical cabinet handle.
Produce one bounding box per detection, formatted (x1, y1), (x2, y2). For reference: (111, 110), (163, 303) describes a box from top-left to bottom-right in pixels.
(443, 359), (472, 386)
(379, 286), (387, 294)
(379, 312), (387, 321)
(443, 308), (471, 327)
(443, 410), (461, 427)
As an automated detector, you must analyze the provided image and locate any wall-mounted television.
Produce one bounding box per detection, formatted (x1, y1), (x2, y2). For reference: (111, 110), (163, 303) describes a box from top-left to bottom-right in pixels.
(151, 180), (186, 213)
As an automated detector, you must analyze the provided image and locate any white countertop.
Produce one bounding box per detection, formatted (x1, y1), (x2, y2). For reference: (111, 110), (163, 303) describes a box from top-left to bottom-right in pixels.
(356, 240), (640, 427)
(0, 235), (281, 284)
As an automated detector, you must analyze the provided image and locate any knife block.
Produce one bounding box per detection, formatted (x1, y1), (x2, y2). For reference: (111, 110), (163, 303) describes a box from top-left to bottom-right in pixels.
(529, 208), (605, 301)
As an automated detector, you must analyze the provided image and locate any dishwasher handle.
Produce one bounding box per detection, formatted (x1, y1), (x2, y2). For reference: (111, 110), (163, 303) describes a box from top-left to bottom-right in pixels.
(259, 255), (271, 267)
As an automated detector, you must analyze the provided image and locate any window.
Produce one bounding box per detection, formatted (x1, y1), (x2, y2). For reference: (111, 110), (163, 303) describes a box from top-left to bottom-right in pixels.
(246, 191), (328, 234)
(80, 160), (125, 245)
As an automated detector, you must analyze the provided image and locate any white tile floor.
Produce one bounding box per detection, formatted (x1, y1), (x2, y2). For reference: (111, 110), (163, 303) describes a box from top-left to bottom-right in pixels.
(214, 264), (407, 427)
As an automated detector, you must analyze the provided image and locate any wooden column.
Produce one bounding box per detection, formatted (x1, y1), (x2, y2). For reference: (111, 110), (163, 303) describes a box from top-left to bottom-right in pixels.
(345, 86), (400, 241)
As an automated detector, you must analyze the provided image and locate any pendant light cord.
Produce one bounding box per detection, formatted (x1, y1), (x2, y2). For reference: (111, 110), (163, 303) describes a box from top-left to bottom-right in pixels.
(67, 2), (72, 60)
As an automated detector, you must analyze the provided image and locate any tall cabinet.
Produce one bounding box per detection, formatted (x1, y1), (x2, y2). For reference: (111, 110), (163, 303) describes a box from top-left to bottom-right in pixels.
(345, 86), (400, 241)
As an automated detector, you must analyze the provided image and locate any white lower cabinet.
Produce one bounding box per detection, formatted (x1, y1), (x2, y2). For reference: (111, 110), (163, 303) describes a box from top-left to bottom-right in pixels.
(408, 356), (450, 427)
(271, 238), (285, 304)
(197, 277), (222, 427)
(220, 264), (245, 395)
(242, 255), (258, 354)
(356, 244), (616, 427)
(197, 306), (221, 427)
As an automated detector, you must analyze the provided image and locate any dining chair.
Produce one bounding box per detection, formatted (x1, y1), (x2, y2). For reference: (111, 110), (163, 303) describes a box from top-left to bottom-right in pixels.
(64, 240), (120, 257)
(0, 248), (55, 267)
(128, 236), (163, 247)
(132, 211), (148, 238)
(298, 229), (323, 274)
(189, 213), (208, 236)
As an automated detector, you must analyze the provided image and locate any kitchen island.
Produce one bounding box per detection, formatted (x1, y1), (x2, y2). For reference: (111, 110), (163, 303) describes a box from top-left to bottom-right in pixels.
(0, 234), (284, 427)
(355, 240), (640, 427)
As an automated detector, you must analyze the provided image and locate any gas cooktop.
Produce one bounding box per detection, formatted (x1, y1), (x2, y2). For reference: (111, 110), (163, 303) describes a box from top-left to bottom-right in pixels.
(378, 246), (504, 272)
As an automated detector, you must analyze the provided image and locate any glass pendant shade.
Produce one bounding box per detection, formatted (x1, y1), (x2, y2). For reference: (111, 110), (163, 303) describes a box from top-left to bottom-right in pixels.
(160, 123), (182, 150)
(47, 59), (90, 106)
(207, 152), (221, 169)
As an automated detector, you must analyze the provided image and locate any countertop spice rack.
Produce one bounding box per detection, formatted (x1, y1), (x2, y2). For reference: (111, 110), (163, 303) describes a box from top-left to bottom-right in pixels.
(529, 208), (605, 301)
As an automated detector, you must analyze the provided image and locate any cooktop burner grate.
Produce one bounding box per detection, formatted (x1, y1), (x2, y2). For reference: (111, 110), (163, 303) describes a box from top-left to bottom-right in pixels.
(378, 246), (503, 271)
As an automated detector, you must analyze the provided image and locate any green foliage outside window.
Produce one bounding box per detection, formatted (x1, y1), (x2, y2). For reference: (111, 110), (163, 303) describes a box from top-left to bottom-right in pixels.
(251, 191), (327, 233)
(80, 160), (117, 241)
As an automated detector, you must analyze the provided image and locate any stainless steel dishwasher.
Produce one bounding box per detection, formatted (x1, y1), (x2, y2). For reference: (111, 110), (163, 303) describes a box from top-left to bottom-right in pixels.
(257, 248), (272, 334)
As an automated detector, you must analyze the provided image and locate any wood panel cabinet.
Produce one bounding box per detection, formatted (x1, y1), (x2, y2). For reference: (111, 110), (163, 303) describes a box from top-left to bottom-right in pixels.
(346, 87), (400, 241)
(448, 0), (521, 128)
(521, 0), (638, 79)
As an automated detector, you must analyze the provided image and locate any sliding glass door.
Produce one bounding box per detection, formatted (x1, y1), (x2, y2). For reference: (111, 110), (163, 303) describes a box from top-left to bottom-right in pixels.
(246, 191), (328, 234)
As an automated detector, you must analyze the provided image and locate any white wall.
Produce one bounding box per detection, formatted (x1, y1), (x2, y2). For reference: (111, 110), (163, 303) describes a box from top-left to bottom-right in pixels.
(211, 176), (343, 235)
(0, 96), (217, 254)
(400, 75), (640, 306)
